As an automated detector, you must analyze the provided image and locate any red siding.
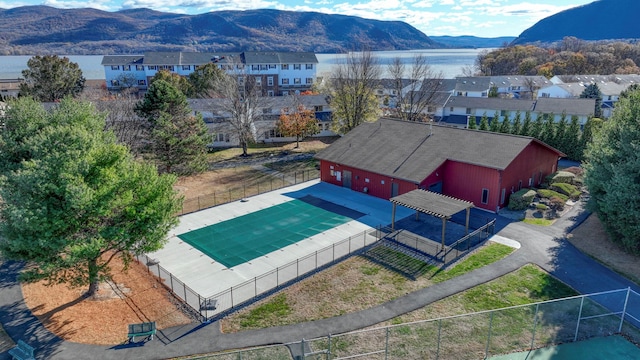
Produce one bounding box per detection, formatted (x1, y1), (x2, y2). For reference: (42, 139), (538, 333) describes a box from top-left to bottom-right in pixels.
(441, 161), (501, 211)
(500, 142), (559, 206)
(320, 160), (418, 199)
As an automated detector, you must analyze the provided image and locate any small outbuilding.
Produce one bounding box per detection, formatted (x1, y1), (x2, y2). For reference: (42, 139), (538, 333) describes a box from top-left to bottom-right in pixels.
(315, 118), (565, 212)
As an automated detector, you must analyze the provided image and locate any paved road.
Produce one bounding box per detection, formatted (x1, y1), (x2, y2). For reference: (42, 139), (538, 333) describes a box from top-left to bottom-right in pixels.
(1, 200), (639, 360)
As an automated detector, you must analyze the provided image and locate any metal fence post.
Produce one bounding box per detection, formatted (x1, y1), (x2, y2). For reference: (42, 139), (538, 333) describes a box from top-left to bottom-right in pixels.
(183, 283), (187, 302)
(301, 338), (305, 359)
(198, 196), (201, 211)
(214, 192), (216, 206)
(327, 334), (332, 358)
(574, 296), (585, 342)
(385, 326), (390, 360)
(436, 319), (442, 360)
(531, 303), (539, 350)
(620, 287), (631, 332)
(170, 273), (174, 292)
(243, 184), (246, 199)
(231, 287), (234, 308)
(485, 311), (494, 358)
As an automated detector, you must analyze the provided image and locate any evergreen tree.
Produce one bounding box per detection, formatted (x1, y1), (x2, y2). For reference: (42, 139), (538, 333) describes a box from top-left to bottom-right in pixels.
(479, 112), (490, 130)
(499, 113), (511, 134)
(580, 117), (603, 157)
(19, 55), (86, 102)
(584, 89), (640, 253)
(580, 83), (603, 118)
(0, 98), (182, 297)
(521, 111), (533, 137)
(135, 80), (191, 123)
(187, 62), (227, 98)
(511, 111), (522, 135)
(467, 115), (477, 129)
(532, 113), (544, 140)
(553, 112), (568, 150)
(565, 115), (582, 160)
(540, 113), (555, 145)
(489, 111), (500, 132)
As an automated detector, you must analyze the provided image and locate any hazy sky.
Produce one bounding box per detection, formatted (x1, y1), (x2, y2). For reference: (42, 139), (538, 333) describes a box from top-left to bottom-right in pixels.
(2, 0), (596, 38)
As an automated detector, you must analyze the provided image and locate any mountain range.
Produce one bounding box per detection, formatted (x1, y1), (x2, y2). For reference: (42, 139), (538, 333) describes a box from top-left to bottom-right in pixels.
(512, 0), (640, 45)
(0, 6), (443, 55)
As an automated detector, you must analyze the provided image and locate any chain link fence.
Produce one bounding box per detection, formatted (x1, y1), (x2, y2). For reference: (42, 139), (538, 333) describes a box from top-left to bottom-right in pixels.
(186, 287), (640, 359)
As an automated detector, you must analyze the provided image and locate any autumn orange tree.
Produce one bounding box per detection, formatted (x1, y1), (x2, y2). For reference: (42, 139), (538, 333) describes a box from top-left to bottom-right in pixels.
(276, 104), (319, 148)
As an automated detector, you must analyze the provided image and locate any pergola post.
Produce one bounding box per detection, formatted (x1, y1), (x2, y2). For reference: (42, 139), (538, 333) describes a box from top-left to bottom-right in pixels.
(465, 207), (470, 235)
(391, 203), (397, 231)
(441, 217), (447, 251)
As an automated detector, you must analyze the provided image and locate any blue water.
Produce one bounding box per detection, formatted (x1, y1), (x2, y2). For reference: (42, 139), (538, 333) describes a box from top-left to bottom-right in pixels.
(0, 49), (490, 80)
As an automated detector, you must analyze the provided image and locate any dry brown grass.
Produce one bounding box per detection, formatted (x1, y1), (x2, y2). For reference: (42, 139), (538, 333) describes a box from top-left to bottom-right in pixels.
(21, 256), (193, 345)
(567, 213), (640, 284)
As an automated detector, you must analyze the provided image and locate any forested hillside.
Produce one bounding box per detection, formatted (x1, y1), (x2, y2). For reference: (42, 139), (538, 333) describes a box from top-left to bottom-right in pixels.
(0, 6), (442, 55)
(476, 38), (640, 77)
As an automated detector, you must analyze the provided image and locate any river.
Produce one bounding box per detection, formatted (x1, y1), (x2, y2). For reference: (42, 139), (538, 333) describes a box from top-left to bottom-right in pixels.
(0, 49), (489, 80)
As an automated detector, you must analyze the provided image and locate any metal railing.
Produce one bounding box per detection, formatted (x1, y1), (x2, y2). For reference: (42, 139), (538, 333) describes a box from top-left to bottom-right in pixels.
(187, 287), (640, 360)
(179, 168), (319, 215)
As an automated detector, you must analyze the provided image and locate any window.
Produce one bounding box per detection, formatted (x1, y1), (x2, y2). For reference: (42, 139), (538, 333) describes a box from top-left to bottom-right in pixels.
(282, 64), (289, 70)
(267, 77), (274, 86)
(269, 64), (276, 69)
(215, 133), (230, 142)
(255, 76), (262, 85)
(252, 65), (259, 71)
(238, 77), (245, 85)
(123, 65), (131, 71)
(111, 80), (120, 86)
(306, 64), (313, 69)
(282, 78), (289, 85)
(147, 66), (157, 70)
(182, 65), (191, 70)
(465, 108), (472, 115)
(481, 189), (489, 204)
(161, 65), (174, 71)
(481, 92), (487, 97)
(314, 105), (323, 112)
(282, 91), (289, 95)
(528, 177), (533, 187)
(500, 188), (506, 205)
(306, 78), (313, 84)
(294, 78), (301, 84)
(138, 80), (146, 86)
(260, 65), (268, 70)
(294, 64), (301, 70)
(136, 65), (144, 71)
(450, 107), (454, 112)
(262, 107), (272, 114)
(500, 110), (507, 116)
(111, 65), (120, 70)
(267, 90), (274, 96)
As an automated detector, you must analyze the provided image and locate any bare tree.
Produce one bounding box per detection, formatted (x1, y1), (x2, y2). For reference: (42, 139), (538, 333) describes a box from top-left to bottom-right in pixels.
(326, 50), (381, 134)
(209, 59), (273, 156)
(387, 54), (445, 122)
(95, 95), (151, 157)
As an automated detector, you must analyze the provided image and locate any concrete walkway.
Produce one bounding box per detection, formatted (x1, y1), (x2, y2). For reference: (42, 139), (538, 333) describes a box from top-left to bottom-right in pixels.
(1, 200), (640, 360)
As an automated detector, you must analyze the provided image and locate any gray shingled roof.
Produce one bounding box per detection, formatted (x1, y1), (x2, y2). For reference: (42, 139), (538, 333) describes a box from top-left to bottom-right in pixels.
(534, 98), (595, 116)
(242, 51), (318, 64)
(455, 77), (492, 92)
(315, 118), (560, 184)
(101, 55), (144, 66)
(445, 97), (535, 112)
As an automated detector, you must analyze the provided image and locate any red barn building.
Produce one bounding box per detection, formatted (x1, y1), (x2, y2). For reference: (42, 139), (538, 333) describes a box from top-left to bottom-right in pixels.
(315, 118), (565, 212)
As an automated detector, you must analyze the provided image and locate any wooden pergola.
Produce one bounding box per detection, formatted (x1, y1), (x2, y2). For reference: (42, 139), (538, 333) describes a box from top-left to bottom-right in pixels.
(390, 190), (475, 250)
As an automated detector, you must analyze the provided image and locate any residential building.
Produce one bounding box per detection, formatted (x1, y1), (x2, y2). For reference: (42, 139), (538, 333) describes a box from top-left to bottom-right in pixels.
(315, 118), (564, 212)
(101, 51), (318, 95)
(188, 94), (334, 147)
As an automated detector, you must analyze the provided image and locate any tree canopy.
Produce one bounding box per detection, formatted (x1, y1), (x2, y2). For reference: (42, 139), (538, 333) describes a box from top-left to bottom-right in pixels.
(584, 89), (640, 253)
(276, 103), (319, 148)
(0, 97), (182, 296)
(580, 83), (603, 118)
(19, 55), (86, 102)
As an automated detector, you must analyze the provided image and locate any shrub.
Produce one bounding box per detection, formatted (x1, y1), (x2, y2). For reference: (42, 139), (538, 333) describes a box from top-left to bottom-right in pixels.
(549, 196), (565, 211)
(535, 203), (549, 211)
(550, 182), (581, 199)
(508, 189), (537, 210)
(551, 171), (575, 184)
(537, 189), (569, 202)
(563, 166), (584, 177)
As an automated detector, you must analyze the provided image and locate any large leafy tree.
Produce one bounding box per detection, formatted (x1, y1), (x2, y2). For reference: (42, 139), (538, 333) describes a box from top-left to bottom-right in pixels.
(276, 103), (319, 148)
(20, 55), (86, 102)
(327, 51), (381, 134)
(187, 62), (227, 98)
(0, 98), (182, 297)
(584, 89), (640, 253)
(136, 80), (209, 175)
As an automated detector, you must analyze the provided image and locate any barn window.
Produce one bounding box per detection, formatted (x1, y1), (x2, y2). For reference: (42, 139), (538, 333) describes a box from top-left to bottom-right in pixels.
(500, 188), (506, 205)
(481, 188), (489, 204)
(528, 177), (533, 187)
(518, 180), (522, 190)
(365, 178), (370, 183)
